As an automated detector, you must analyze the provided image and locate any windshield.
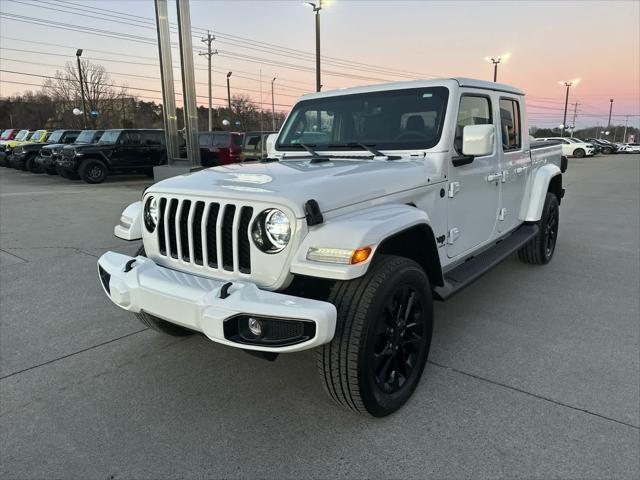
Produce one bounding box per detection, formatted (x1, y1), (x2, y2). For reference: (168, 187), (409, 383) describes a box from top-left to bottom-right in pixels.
(30, 130), (46, 142)
(1, 130), (13, 140)
(47, 131), (64, 143)
(15, 129), (29, 141)
(98, 130), (122, 144)
(277, 87), (449, 151)
(76, 130), (96, 143)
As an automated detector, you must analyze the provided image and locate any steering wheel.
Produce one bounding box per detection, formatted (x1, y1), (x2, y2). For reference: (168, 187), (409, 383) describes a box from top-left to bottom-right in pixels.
(394, 130), (430, 141)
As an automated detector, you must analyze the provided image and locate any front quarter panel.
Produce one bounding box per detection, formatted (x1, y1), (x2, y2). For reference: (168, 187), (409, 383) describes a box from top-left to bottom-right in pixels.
(291, 204), (431, 280)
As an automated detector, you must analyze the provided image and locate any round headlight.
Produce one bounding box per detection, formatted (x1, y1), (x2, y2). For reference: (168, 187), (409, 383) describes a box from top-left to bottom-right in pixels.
(251, 208), (290, 253)
(144, 196), (159, 232)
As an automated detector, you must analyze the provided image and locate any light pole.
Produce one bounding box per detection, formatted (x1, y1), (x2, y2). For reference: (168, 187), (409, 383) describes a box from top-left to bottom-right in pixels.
(271, 77), (276, 131)
(484, 53), (510, 82)
(304, 1), (323, 92)
(75, 49), (88, 128)
(607, 98), (614, 130)
(559, 79), (579, 137)
(226, 71), (232, 111)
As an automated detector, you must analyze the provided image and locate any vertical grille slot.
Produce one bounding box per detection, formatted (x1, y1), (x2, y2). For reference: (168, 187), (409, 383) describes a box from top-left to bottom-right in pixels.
(221, 205), (236, 271)
(206, 203), (220, 268)
(157, 198), (167, 255)
(192, 201), (205, 265)
(167, 199), (179, 258)
(179, 200), (191, 261)
(238, 207), (253, 273)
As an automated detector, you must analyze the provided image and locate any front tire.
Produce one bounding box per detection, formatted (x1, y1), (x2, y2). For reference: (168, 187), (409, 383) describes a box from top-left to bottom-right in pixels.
(132, 246), (194, 337)
(317, 255), (433, 417)
(79, 159), (108, 184)
(573, 148), (585, 158)
(518, 192), (560, 265)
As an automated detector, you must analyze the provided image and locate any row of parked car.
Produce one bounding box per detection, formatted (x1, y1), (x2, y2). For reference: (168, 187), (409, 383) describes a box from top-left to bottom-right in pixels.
(0, 128), (276, 184)
(534, 136), (640, 158)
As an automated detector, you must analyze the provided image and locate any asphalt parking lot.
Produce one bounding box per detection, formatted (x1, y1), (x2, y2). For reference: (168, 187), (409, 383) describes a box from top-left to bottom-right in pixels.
(1, 155), (639, 479)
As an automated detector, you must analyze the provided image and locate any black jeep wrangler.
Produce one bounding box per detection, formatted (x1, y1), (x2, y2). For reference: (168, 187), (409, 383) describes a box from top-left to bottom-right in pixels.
(56, 129), (167, 184)
(37, 130), (101, 176)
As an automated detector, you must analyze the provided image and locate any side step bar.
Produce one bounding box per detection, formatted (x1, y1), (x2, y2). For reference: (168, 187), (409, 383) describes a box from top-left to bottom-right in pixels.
(434, 224), (539, 301)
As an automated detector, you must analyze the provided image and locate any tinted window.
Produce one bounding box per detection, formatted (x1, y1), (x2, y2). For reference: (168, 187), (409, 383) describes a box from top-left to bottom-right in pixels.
(121, 131), (141, 145)
(198, 134), (211, 146)
(278, 87), (449, 150)
(232, 134), (244, 147)
(246, 135), (260, 148)
(213, 133), (230, 147)
(141, 132), (163, 146)
(499, 98), (521, 150)
(454, 95), (492, 154)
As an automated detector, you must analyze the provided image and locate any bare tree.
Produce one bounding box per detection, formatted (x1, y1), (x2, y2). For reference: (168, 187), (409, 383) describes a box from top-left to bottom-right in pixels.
(42, 59), (129, 129)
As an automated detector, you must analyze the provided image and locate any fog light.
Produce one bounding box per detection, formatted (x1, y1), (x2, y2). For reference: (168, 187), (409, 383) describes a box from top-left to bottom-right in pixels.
(248, 317), (263, 336)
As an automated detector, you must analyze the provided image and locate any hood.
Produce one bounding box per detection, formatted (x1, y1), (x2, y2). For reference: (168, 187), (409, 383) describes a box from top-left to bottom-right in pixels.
(73, 143), (112, 153)
(20, 142), (46, 151)
(148, 155), (443, 218)
(42, 143), (66, 151)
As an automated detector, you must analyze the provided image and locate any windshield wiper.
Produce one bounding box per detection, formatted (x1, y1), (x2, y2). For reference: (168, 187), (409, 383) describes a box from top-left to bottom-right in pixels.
(299, 143), (319, 157)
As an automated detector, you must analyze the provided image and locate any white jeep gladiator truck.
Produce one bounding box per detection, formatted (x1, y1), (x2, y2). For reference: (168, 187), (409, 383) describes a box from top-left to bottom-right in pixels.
(98, 78), (565, 417)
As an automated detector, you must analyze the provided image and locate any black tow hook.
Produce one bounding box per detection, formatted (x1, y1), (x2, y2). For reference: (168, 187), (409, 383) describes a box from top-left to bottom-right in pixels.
(124, 259), (136, 273)
(220, 282), (233, 299)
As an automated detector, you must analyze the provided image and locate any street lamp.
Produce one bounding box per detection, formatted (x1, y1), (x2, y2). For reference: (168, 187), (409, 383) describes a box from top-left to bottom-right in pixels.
(304, 1), (324, 92)
(484, 53), (510, 82)
(271, 77), (276, 131)
(75, 49), (88, 128)
(558, 79), (580, 137)
(226, 71), (232, 111)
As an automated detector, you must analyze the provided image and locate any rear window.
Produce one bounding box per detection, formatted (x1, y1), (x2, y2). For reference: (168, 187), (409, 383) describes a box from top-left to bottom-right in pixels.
(232, 134), (244, 147)
(141, 132), (164, 145)
(213, 133), (230, 147)
(198, 133), (211, 146)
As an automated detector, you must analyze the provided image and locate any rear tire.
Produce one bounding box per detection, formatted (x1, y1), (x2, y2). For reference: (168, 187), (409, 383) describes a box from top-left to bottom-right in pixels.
(603, 147), (613, 155)
(133, 246), (194, 337)
(518, 192), (560, 265)
(26, 155), (42, 173)
(573, 148), (585, 158)
(317, 255), (433, 417)
(79, 159), (108, 184)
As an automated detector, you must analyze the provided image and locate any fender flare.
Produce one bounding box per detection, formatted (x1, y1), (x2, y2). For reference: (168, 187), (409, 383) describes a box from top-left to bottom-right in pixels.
(290, 204), (440, 282)
(522, 164), (562, 222)
(114, 201), (142, 240)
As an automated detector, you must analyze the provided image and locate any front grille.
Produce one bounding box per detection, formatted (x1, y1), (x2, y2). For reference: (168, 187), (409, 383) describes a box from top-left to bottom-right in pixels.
(40, 149), (51, 157)
(155, 197), (253, 275)
(63, 149), (75, 158)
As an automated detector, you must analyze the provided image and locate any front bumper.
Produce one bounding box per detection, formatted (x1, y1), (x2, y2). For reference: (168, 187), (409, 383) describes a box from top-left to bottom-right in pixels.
(0, 152), (7, 166)
(57, 157), (78, 169)
(36, 155), (57, 168)
(97, 251), (337, 352)
(10, 153), (26, 168)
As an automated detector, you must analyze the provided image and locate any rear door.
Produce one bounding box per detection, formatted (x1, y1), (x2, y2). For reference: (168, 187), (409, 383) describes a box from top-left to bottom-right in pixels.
(497, 97), (530, 233)
(447, 91), (501, 258)
(114, 131), (142, 168)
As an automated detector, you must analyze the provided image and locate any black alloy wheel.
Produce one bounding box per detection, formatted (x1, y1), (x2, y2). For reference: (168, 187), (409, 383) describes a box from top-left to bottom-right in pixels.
(371, 285), (427, 394)
(544, 200), (559, 260)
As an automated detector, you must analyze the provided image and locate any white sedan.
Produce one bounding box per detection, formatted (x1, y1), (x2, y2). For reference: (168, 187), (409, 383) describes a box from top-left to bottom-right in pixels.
(618, 143), (640, 153)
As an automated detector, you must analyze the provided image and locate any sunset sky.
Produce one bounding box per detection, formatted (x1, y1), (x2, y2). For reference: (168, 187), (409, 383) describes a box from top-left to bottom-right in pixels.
(1, 0), (639, 130)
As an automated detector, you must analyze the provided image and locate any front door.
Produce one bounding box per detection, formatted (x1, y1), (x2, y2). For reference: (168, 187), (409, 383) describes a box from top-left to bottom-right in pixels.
(497, 97), (530, 233)
(447, 92), (501, 258)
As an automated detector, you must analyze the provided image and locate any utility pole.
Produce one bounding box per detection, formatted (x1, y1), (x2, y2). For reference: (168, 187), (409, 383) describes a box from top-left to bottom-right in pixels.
(75, 49), (88, 129)
(199, 30), (217, 132)
(607, 98), (614, 130)
(570, 102), (579, 136)
(226, 72), (232, 111)
(271, 77), (276, 131)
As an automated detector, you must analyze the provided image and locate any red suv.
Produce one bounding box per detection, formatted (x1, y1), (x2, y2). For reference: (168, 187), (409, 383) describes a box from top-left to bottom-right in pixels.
(198, 131), (244, 167)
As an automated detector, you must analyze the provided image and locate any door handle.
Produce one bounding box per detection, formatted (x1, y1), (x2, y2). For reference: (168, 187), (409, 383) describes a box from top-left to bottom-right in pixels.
(486, 172), (503, 182)
(515, 166), (529, 174)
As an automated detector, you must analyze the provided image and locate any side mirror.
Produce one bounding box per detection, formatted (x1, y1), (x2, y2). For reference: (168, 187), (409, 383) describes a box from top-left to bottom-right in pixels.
(462, 124), (494, 157)
(265, 133), (278, 156)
